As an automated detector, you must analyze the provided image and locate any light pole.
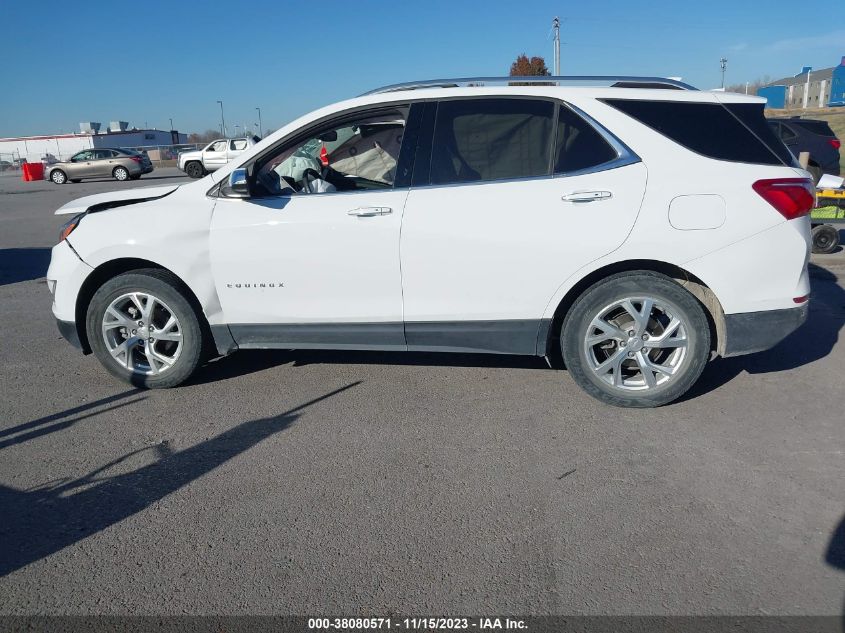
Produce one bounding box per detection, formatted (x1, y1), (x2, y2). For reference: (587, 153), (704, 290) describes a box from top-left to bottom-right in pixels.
(216, 100), (226, 137)
(255, 107), (262, 137)
(552, 17), (560, 76)
(169, 117), (174, 131)
(719, 57), (728, 89)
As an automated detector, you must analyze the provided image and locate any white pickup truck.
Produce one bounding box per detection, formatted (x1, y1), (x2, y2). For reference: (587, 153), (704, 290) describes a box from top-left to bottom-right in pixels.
(177, 137), (259, 178)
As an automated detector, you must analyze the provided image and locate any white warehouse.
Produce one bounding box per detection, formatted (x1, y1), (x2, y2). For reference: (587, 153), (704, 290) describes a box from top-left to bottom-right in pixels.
(0, 121), (188, 163)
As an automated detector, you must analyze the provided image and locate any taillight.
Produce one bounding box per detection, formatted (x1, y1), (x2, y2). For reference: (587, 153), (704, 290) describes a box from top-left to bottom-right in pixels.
(752, 178), (815, 220)
(130, 156), (142, 163)
(830, 139), (841, 150)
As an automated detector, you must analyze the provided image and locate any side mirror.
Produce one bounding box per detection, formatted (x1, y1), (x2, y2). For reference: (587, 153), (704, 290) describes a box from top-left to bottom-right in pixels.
(221, 168), (250, 198)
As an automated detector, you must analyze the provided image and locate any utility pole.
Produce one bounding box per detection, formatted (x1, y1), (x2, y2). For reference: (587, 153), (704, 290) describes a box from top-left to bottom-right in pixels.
(552, 17), (560, 75)
(216, 100), (226, 137)
(256, 107), (262, 138)
(169, 117), (174, 131)
(719, 57), (728, 89)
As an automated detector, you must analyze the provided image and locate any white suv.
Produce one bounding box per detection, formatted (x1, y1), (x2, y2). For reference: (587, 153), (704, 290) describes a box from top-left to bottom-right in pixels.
(177, 136), (258, 178)
(46, 76), (813, 407)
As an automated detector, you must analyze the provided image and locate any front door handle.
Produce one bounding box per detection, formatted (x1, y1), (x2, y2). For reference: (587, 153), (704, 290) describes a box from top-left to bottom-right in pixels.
(562, 191), (612, 203)
(348, 206), (392, 217)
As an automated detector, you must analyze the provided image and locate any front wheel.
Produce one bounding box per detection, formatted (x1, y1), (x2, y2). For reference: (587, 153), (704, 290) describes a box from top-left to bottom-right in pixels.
(185, 161), (204, 179)
(50, 169), (67, 184)
(86, 270), (205, 388)
(561, 272), (710, 408)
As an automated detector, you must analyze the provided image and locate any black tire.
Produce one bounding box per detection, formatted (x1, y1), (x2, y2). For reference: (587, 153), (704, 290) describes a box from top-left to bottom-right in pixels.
(70, 179), (81, 183)
(561, 271), (711, 408)
(50, 169), (67, 185)
(129, 174), (141, 180)
(86, 269), (205, 388)
(185, 161), (204, 179)
(812, 224), (840, 254)
(113, 166), (130, 181)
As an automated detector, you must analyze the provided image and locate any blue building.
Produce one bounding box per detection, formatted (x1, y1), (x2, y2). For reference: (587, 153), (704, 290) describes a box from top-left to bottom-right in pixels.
(758, 57), (845, 109)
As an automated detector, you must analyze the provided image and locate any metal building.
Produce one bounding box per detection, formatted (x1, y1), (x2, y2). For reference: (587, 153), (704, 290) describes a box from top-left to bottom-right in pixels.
(0, 122), (187, 163)
(758, 56), (845, 109)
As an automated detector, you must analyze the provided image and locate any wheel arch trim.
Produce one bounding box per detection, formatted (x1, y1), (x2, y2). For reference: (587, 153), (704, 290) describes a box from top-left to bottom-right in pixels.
(538, 258), (726, 359)
(73, 257), (229, 355)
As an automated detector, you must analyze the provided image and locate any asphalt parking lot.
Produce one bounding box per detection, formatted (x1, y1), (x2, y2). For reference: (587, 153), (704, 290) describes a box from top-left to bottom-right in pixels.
(0, 168), (844, 617)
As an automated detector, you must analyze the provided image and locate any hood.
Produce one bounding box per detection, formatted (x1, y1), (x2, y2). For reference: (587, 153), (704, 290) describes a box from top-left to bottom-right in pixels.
(54, 184), (180, 215)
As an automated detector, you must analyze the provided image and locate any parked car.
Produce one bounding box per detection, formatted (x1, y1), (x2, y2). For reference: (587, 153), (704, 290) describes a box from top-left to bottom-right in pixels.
(767, 117), (841, 182)
(0, 160), (13, 171)
(177, 137), (259, 178)
(47, 148), (154, 184)
(46, 76), (813, 407)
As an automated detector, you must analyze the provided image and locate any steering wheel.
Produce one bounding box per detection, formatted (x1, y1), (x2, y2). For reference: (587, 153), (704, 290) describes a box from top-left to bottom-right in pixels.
(301, 168), (323, 194)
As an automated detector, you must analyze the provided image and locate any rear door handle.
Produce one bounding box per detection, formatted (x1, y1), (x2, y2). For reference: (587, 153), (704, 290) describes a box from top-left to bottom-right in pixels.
(348, 206), (392, 217)
(562, 191), (612, 203)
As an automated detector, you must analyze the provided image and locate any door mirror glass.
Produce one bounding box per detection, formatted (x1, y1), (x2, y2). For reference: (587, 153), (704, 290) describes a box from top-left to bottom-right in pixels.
(222, 168), (250, 198)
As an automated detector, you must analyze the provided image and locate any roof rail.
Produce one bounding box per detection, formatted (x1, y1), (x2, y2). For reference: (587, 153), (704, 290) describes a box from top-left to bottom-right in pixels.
(362, 76), (698, 96)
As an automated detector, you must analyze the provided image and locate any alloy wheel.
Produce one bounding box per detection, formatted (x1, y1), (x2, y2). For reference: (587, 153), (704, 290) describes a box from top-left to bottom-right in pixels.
(583, 296), (688, 391)
(101, 292), (183, 375)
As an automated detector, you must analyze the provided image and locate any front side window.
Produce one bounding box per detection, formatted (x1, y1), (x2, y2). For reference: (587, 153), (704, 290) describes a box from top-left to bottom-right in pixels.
(429, 98), (554, 185)
(254, 107), (408, 197)
(71, 151), (94, 162)
(555, 105), (618, 174)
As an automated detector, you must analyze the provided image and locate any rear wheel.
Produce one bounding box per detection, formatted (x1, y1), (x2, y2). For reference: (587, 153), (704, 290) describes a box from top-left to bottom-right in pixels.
(812, 224), (840, 254)
(50, 169), (67, 184)
(561, 272), (710, 408)
(70, 179), (81, 183)
(113, 166), (130, 181)
(86, 270), (205, 388)
(185, 161), (204, 178)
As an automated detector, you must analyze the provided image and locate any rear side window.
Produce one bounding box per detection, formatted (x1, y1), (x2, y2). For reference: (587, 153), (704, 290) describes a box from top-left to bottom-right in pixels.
(231, 139), (248, 150)
(555, 106), (618, 173)
(723, 103), (794, 165)
(603, 99), (791, 166)
(430, 98), (554, 185)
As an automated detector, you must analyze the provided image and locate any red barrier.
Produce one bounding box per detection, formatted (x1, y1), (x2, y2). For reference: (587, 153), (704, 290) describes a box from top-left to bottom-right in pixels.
(21, 162), (44, 182)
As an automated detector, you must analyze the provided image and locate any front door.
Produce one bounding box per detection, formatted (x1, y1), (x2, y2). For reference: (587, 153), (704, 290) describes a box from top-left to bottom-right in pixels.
(399, 97), (648, 354)
(203, 140), (229, 170)
(209, 104), (415, 350)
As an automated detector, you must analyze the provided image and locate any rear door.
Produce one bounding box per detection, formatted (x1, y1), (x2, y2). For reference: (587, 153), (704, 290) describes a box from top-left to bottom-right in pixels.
(399, 97), (647, 354)
(91, 149), (115, 177)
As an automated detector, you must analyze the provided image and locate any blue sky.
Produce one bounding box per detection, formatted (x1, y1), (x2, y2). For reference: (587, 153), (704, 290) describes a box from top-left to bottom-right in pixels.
(1, 0), (843, 137)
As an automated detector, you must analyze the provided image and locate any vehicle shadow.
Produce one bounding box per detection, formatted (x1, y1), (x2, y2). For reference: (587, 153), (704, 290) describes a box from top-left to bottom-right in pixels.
(0, 247), (51, 285)
(0, 382), (359, 577)
(825, 513), (845, 629)
(190, 348), (547, 385)
(0, 389), (143, 450)
(682, 263), (845, 400)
